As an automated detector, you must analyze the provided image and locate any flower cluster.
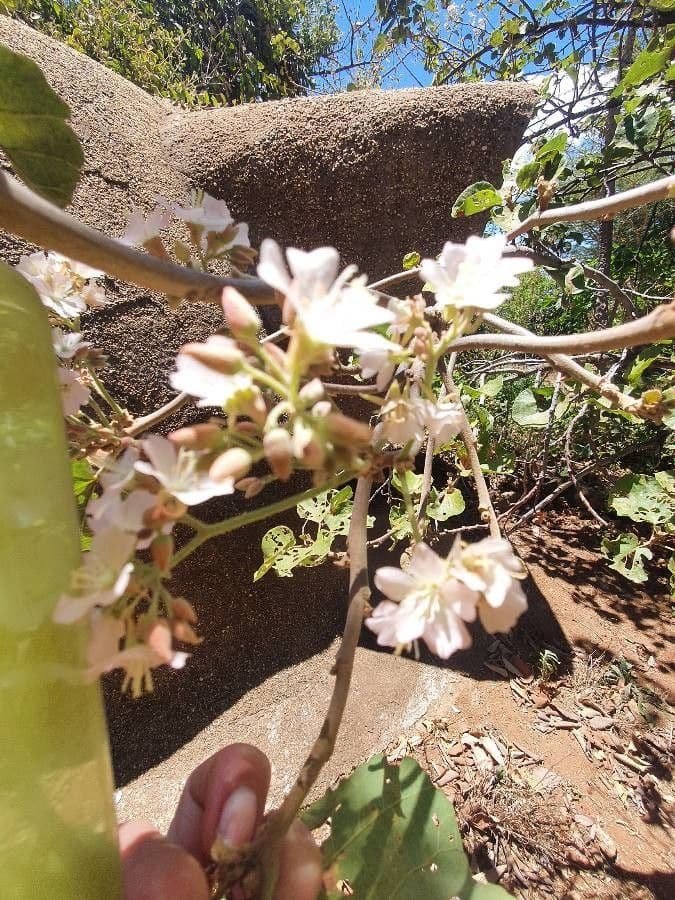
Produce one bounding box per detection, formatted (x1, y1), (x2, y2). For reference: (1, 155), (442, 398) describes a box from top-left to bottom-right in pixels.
(366, 538), (527, 658)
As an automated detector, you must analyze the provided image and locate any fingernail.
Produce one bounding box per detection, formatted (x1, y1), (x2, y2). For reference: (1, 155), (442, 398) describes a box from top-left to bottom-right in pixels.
(217, 785), (258, 846)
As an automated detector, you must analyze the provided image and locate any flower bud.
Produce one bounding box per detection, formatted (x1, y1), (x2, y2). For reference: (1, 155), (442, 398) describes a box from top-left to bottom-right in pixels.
(312, 400), (332, 418)
(150, 534), (174, 574)
(642, 388), (662, 406)
(264, 342), (288, 370)
(182, 336), (243, 374)
(209, 447), (252, 483)
(234, 476), (265, 498)
(172, 620), (202, 645)
(299, 378), (325, 405)
(221, 287), (261, 338)
(325, 412), (373, 446)
(243, 392), (268, 425)
(169, 423), (222, 450)
(263, 428), (293, 481)
(171, 596), (198, 623)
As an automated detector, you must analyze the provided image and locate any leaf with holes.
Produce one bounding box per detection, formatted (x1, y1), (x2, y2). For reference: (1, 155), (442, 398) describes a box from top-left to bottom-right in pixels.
(302, 755), (511, 899)
(0, 44), (83, 206)
(451, 181), (502, 218)
(427, 487), (465, 522)
(602, 533), (652, 584)
(609, 474), (675, 525)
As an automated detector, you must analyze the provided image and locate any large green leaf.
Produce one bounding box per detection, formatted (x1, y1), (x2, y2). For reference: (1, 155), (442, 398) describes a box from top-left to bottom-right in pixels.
(302, 755), (511, 899)
(609, 473), (675, 525)
(0, 43), (83, 206)
(451, 181), (502, 218)
(601, 533), (652, 584)
(510, 388), (550, 427)
(427, 487), (465, 522)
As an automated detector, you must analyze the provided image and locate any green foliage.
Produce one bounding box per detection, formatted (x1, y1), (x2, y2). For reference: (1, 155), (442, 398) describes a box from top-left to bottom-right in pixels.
(601, 533), (653, 583)
(451, 181), (502, 218)
(0, 43), (82, 205)
(609, 472), (675, 526)
(255, 486), (373, 578)
(302, 754), (511, 899)
(5, 0), (338, 105)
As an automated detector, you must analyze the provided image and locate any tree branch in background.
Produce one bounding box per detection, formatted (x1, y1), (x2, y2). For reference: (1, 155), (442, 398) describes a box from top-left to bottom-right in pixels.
(256, 475), (373, 897)
(506, 175), (675, 240)
(0, 173), (278, 305)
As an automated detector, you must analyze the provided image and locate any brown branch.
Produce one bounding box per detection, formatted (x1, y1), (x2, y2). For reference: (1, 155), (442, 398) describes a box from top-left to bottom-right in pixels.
(126, 392), (190, 437)
(257, 475), (372, 896)
(0, 172), (278, 305)
(507, 175), (675, 240)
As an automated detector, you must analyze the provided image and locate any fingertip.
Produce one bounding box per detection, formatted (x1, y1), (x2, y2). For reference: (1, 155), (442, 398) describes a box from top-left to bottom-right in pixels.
(274, 819), (323, 900)
(121, 835), (209, 900)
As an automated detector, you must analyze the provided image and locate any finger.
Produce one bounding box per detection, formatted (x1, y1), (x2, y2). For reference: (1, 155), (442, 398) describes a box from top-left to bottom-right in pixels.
(167, 743), (271, 863)
(274, 820), (323, 900)
(119, 821), (209, 900)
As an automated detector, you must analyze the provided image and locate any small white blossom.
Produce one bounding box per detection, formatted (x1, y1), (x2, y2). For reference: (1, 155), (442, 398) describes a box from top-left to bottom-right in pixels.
(87, 489), (157, 536)
(52, 327), (90, 360)
(367, 543), (474, 658)
(170, 339), (254, 408)
(121, 207), (171, 246)
(171, 192), (235, 233)
(257, 239), (397, 352)
(424, 399), (464, 444)
(420, 235), (532, 314)
(17, 252), (86, 318)
(53, 528), (136, 624)
(99, 447), (140, 494)
(81, 280), (107, 308)
(359, 347), (397, 392)
(372, 394), (428, 454)
(135, 434), (236, 506)
(58, 367), (90, 416)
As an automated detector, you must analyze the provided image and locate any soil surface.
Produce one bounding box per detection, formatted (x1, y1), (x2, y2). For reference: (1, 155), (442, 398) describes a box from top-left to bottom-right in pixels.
(111, 509), (674, 898)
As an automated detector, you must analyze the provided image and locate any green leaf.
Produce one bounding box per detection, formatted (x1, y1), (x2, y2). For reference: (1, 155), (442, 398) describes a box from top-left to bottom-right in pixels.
(650, 0), (674, 10)
(668, 554), (675, 598)
(609, 474), (675, 525)
(481, 376), (504, 398)
(511, 388), (550, 427)
(254, 525), (296, 580)
(402, 251), (421, 270)
(515, 161), (540, 191)
(627, 345), (663, 384)
(0, 44), (83, 206)
(602, 533), (652, 584)
(302, 755), (512, 899)
(392, 469), (425, 496)
(615, 48), (671, 94)
(489, 29), (504, 48)
(535, 133), (567, 163)
(427, 487), (465, 521)
(389, 504), (413, 539)
(451, 181), (502, 218)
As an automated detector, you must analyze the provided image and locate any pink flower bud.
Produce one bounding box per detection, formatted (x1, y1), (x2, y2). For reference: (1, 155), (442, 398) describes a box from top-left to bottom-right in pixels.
(234, 476), (265, 498)
(299, 378), (325, 405)
(172, 596), (198, 623)
(150, 534), (174, 574)
(221, 286), (261, 338)
(169, 423), (222, 450)
(264, 342), (288, 370)
(209, 447), (252, 482)
(326, 412), (373, 446)
(263, 428), (293, 481)
(182, 337), (243, 374)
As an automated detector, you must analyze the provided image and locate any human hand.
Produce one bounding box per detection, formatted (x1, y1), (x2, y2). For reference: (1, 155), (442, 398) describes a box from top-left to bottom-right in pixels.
(118, 743), (322, 899)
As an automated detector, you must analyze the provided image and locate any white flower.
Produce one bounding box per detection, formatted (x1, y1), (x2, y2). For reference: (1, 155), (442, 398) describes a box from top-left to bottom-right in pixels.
(257, 239), (397, 352)
(420, 235), (532, 314)
(135, 434), (235, 505)
(99, 447), (140, 494)
(54, 528), (136, 624)
(171, 192), (235, 233)
(52, 327), (90, 360)
(17, 252), (86, 318)
(87, 489), (157, 535)
(170, 338), (254, 409)
(423, 399), (464, 444)
(359, 347), (397, 391)
(372, 394), (428, 454)
(367, 543), (475, 658)
(81, 280), (107, 308)
(450, 537), (527, 634)
(58, 255), (104, 281)
(58, 367), (90, 416)
(121, 207), (171, 246)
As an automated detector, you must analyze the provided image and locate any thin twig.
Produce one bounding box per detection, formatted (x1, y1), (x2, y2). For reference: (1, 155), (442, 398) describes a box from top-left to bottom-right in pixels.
(506, 175), (675, 240)
(127, 392), (190, 436)
(564, 403), (609, 527)
(0, 172), (278, 305)
(257, 475), (373, 897)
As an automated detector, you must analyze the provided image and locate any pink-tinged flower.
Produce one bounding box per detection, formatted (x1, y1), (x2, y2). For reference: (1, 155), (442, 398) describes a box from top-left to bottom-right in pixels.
(121, 206), (171, 246)
(170, 337), (253, 409)
(450, 537), (527, 633)
(423, 399), (464, 444)
(257, 239), (397, 352)
(86, 614), (188, 697)
(135, 434), (235, 505)
(99, 447), (140, 493)
(171, 192), (236, 234)
(367, 543), (475, 658)
(420, 235), (532, 314)
(81, 281), (107, 308)
(53, 528), (136, 624)
(51, 327), (90, 360)
(58, 367), (90, 416)
(87, 489), (157, 536)
(372, 394), (428, 454)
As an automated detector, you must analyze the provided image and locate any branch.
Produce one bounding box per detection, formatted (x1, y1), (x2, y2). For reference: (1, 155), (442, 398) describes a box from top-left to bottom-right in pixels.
(0, 173), (278, 306)
(507, 175), (675, 240)
(258, 475), (372, 896)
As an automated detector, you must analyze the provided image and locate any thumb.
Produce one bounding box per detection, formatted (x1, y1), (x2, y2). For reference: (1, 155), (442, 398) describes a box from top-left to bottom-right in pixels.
(119, 821), (209, 900)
